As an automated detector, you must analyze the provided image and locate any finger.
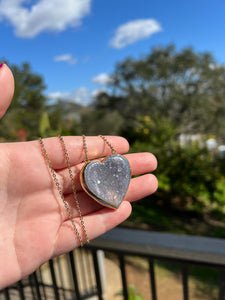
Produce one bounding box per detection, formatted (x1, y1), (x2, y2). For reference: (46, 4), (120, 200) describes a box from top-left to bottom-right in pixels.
(35, 136), (129, 170)
(124, 174), (158, 202)
(128, 152), (157, 175)
(53, 201), (132, 254)
(58, 152), (157, 194)
(60, 174), (158, 220)
(0, 63), (15, 119)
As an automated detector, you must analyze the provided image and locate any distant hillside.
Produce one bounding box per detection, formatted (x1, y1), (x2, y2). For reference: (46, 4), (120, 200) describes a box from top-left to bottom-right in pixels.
(47, 100), (92, 122)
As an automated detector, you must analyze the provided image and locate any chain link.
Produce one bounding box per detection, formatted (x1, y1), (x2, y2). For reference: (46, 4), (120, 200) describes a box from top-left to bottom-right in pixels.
(58, 135), (89, 244)
(82, 134), (90, 164)
(99, 135), (117, 154)
(39, 135), (117, 246)
(82, 135), (117, 165)
(39, 137), (88, 247)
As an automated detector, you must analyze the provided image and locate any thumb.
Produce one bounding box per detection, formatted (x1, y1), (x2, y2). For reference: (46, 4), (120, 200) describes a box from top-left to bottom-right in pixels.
(0, 63), (15, 119)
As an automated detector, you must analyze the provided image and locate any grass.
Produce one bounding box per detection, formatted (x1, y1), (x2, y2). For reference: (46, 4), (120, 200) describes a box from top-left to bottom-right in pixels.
(123, 256), (219, 300)
(126, 181), (225, 238)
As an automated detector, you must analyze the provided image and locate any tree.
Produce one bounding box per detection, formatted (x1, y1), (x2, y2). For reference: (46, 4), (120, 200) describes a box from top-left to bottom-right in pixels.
(81, 92), (125, 135)
(93, 45), (225, 142)
(0, 62), (47, 140)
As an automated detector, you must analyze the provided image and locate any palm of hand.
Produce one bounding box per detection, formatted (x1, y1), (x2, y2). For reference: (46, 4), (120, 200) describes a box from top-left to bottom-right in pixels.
(0, 141), (62, 286)
(0, 137), (158, 287)
(0, 64), (158, 288)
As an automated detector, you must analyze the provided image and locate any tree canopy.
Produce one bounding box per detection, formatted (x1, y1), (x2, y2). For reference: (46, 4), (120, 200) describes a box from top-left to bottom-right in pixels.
(86, 45), (225, 142)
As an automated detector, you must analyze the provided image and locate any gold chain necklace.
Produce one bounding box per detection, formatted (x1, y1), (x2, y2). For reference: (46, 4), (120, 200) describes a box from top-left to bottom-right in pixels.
(39, 135), (131, 246)
(39, 136), (89, 246)
(82, 135), (117, 164)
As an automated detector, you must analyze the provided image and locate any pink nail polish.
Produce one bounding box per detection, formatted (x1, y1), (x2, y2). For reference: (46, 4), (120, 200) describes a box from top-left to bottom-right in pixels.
(0, 63), (4, 69)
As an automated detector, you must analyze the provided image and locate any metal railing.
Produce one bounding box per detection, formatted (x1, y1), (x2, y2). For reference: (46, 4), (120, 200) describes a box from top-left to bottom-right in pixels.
(1, 250), (98, 300)
(1, 227), (225, 300)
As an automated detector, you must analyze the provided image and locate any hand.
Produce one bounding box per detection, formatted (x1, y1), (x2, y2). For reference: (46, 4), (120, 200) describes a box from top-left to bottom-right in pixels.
(0, 64), (158, 288)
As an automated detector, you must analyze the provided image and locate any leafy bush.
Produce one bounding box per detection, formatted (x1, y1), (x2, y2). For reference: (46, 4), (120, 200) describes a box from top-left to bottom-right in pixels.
(131, 115), (220, 209)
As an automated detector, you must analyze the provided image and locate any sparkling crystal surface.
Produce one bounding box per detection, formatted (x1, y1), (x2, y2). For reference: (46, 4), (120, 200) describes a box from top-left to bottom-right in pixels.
(83, 154), (131, 209)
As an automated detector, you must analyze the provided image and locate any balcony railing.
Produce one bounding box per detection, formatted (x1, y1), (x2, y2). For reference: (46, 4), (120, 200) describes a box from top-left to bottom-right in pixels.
(1, 227), (225, 300)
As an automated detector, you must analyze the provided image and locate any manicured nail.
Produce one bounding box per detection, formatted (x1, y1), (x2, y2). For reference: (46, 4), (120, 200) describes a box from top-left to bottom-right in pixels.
(0, 63), (4, 69)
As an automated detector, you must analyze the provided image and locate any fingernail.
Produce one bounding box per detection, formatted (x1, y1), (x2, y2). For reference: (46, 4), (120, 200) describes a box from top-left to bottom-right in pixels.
(0, 63), (4, 69)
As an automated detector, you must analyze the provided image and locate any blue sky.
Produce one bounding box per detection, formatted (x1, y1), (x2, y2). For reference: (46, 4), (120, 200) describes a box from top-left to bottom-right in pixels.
(1, 0), (225, 105)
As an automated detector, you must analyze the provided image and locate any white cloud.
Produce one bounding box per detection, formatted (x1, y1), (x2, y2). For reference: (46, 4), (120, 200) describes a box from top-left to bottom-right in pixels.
(209, 63), (219, 70)
(72, 87), (91, 105)
(48, 87), (92, 105)
(92, 73), (112, 85)
(0, 0), (92, 38)
(91, 89), (106, 98)
(48, 91), (71, 100)
(110, 19), (162, 49)
(54, 54), (77, 65)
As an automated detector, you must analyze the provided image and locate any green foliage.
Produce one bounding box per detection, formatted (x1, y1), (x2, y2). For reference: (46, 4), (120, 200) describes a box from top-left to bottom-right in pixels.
(213, 177), (225, 205)
(131, 114), (218, 207)
(163, 145), (219, 205)
(129, 201), (176, 231)
(127, 284), (144, 300)
(0, 62), (47, 140)
(81, 108), (124, 135)
(117, 284), (144, 300)
(39, 112), (51, 137)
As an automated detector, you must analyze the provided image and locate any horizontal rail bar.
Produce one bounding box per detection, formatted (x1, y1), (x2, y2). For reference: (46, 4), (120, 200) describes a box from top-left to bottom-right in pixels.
(85, 227), (225, 267)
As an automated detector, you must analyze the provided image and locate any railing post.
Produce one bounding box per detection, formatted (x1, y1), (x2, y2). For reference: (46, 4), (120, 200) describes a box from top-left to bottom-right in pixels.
(68, 251), (81, 300)
(87, 249), (97, 292)
(80, 249), (89, 292)
(49, 259), (60, 300)
(3, 287), (10, 300)
(118, 254), (128, 300)
(97, 250), (107, 294)
(148, 259), (157, 300)
(37, 268), (47, 300)
(17, 281), (25, 300)
(182, 263), (189, 300)
(219, 269), (225, 300)
(28, 274), (36, 299)
(92, 250), (104, 300)
(32, 272), (42, 300)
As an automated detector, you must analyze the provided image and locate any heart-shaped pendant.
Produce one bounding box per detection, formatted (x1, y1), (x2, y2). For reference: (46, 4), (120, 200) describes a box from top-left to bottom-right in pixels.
(81, 154), (131, 209)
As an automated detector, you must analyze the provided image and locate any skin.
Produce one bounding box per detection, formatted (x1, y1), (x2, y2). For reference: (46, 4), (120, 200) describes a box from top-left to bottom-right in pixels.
(0, 64), (158, 288)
